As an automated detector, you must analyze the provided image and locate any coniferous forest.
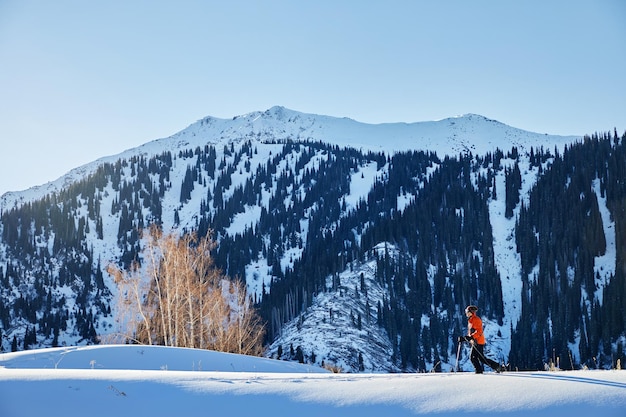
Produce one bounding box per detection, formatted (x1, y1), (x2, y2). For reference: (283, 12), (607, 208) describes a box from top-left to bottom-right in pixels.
(0, 129), (624, 371)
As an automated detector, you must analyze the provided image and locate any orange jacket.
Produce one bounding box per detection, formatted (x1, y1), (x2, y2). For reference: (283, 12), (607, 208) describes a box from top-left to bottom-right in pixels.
(467, 314), (486, 345)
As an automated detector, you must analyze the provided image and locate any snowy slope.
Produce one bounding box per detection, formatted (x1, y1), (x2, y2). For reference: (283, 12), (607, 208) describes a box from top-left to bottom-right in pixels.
(0, 344), (324, 373)
(1, 345), (625, 417)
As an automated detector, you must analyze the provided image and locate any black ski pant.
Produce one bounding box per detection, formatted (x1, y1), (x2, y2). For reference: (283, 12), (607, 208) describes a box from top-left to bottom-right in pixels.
(470, 343), (500, 373)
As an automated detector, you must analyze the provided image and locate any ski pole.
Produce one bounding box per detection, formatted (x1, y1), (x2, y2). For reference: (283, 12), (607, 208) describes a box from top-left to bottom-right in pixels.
(455, 340), (462, 372)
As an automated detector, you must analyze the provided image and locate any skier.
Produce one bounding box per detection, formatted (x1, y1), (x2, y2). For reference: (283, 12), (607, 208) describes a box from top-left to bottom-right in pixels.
(459, 305), (502, 373)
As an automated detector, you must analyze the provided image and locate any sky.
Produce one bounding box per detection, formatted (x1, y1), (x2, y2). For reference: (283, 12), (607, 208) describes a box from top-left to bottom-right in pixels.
(0, 0), (625, 197)
(1, 345), (625, 416)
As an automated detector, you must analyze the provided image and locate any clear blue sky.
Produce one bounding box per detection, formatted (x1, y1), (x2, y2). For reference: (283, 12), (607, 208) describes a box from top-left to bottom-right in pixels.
(1, 0), (625, 195)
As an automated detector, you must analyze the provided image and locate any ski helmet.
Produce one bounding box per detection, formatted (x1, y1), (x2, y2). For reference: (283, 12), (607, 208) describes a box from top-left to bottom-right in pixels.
(465, 305), (478, 314)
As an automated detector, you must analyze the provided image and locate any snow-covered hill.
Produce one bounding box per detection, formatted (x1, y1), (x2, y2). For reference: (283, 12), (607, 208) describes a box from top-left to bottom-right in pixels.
(267, 243), (399, 372)
(1, 345), (624, 417)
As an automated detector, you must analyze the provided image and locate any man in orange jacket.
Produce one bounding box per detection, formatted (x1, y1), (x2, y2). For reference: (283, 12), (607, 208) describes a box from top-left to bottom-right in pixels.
(460, 305), (502, 373)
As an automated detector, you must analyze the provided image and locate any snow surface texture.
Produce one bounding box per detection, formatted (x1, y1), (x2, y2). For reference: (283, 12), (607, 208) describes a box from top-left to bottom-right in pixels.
(1, 345), (624, 417)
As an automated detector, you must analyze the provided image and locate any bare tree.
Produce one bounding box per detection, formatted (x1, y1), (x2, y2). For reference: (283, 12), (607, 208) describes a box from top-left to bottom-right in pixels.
(107, 225), (265, 356)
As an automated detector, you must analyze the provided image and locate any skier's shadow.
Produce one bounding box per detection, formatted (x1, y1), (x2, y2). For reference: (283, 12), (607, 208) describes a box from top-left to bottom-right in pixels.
(505, 372), (626, 389)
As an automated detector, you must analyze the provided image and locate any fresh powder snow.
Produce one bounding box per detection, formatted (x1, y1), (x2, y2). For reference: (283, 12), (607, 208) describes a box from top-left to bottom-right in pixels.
(1, 345), (624, 416)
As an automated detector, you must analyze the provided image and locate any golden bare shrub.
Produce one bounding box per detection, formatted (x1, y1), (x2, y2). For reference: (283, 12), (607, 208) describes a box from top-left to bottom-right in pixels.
(107, 225), (265, 356)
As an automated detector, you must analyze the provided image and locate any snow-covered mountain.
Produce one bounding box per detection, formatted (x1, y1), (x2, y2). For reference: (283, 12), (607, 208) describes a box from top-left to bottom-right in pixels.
(2, 106), (623, 374)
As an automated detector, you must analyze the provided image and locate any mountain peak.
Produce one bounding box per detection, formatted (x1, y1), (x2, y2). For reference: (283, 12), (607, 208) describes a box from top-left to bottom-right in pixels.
(173, 107), (578, 158)
(455, 113), (495, 121)
(265, 105), (289, 117)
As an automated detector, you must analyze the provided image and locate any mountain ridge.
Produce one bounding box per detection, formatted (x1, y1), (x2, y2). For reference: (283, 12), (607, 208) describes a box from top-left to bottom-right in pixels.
(0, 106), (580, 210)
